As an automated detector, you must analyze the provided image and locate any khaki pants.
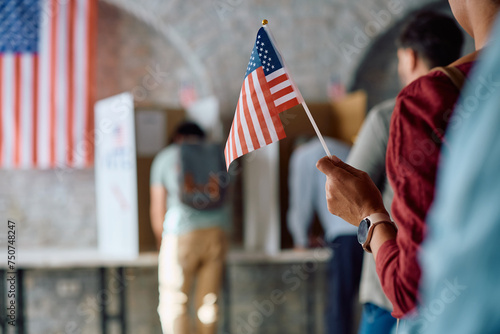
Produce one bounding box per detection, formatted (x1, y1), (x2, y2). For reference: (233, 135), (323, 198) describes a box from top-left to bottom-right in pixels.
(158, 227), (227, 334)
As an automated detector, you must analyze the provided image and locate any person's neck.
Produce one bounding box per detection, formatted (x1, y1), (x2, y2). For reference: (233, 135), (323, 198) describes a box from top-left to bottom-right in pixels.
(473, 24), (494, 50)
(452, 10), (496, 67)
(405, 65), (430, 86)
(469, 5), (498, 50)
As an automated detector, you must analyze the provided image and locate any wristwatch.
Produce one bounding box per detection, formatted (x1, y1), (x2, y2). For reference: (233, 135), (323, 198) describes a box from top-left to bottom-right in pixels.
(357, 213), (397, 253)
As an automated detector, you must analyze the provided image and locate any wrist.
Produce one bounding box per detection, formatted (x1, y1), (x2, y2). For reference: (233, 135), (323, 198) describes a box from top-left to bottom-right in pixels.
(370, 222), (397, 258)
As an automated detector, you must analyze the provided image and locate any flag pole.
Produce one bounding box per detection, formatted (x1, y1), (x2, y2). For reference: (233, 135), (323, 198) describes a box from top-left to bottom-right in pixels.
(300, 102), (332, 157)
(262, 20), (332, 158)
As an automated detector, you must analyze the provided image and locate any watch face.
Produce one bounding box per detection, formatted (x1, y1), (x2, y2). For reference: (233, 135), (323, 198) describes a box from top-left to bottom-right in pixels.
(357, 219), (369, 244)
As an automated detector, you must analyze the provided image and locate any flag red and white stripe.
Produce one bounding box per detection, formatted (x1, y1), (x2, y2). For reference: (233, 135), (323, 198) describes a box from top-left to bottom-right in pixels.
(0, 0), (97, 169)
(267, 67), (300, 113)
(224, 26), (301, 169)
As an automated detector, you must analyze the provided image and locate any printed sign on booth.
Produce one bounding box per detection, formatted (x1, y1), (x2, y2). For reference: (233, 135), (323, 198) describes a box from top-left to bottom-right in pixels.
(94, 92), (138, 258)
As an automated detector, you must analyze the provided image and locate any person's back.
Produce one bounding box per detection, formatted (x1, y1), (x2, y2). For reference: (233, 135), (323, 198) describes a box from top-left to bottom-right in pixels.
(287, 137), (355, 246)
(151, 143), (228, 235)
(381, 57), (474, 317)
(287, 137), (361, 334)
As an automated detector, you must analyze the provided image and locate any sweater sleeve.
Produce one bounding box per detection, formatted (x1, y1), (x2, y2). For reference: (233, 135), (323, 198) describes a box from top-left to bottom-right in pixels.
(377, 71), (462, 318)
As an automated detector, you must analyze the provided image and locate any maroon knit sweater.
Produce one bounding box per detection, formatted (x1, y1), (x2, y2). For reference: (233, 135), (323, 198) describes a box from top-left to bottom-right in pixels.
(377, 62), (475, 318)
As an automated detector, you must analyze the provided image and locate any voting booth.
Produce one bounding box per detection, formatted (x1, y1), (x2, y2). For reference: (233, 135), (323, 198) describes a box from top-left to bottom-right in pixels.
(94, 93), (187, 257)
(94, 93), (139, 258)
(94, 93), (229, 256)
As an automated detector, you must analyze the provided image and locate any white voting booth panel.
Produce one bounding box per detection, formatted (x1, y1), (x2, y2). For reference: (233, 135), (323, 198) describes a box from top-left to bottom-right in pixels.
(94, 92), (139, 258)
(243, 144), (281, 254)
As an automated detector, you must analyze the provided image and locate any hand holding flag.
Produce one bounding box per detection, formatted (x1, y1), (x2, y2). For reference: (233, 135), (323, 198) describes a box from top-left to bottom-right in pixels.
(225, 21), (331, 170)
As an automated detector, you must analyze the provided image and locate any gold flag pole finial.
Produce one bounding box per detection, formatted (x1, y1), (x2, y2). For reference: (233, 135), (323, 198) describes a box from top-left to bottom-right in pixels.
(262, 19), (268, 26)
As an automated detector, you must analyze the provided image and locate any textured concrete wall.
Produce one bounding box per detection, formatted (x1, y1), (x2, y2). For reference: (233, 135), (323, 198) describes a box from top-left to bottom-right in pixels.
(19, 262), (327, 334)
(25, 269), (101, 334)
(0, 169), (97, 250)
(227, 262), (328, 334)
(23, 268), (157, 334)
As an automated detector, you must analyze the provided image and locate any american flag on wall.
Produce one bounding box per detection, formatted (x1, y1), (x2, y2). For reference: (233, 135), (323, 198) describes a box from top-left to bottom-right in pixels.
(0, 0), (97, 169)
(224, 25), (301, 169)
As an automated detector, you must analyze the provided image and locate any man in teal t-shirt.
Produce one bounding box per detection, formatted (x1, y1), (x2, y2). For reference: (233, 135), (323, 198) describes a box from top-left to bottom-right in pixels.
(150, 122), (229, 334)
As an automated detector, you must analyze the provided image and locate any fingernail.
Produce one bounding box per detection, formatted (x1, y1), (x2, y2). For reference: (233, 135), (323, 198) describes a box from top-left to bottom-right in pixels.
(329, 155), (340, 163)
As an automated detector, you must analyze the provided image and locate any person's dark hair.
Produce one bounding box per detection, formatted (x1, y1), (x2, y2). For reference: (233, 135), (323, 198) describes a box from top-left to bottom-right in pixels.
(397, 11), (464, 68)
(173, 121), (205, 142)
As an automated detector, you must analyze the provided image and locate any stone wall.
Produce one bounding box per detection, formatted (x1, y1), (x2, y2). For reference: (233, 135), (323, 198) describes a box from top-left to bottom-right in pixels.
(0, 169), (97, 250)
(18, 260), (328, 334)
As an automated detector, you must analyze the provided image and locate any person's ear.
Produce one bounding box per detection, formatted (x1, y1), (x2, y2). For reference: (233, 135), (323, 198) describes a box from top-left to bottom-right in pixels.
(408, 49), (418, 71)
(173, 134), (184, 144)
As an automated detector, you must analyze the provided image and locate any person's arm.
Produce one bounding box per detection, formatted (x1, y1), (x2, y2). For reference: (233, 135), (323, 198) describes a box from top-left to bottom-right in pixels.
(150, 185), (167, 250)
(149, 150), (169, 250)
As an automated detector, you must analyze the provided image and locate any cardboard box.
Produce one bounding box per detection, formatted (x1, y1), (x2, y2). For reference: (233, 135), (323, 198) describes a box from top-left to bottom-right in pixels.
(330, 90), (367, 145)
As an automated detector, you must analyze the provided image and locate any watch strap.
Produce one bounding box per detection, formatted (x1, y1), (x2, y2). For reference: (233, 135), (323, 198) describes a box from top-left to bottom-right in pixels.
(365, 213), (391, 225)
(362, 213), (397, 253)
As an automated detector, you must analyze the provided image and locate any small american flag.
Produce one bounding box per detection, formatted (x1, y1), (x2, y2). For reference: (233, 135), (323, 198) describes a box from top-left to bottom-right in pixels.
(224, 25), (301, 169)
(0, 0), (97, 169)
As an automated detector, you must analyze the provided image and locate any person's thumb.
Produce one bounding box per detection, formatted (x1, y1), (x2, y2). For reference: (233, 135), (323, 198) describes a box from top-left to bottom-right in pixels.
(317, 155), (361, 177)
(316, 155), (341, 176)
